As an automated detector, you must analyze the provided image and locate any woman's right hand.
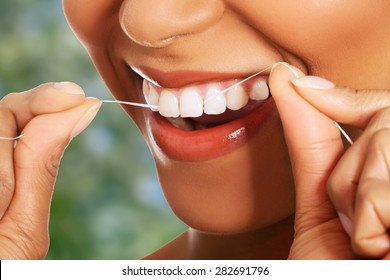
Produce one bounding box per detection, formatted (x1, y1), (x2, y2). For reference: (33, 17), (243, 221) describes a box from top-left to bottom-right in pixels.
(270, 63), (390, 259)
(0, 82), (101, 259)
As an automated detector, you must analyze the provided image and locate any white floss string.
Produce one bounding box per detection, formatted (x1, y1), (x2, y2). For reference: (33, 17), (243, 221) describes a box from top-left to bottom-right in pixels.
(0, 134), (25, 141)
(334, 122), (354, 145)
(0, 101), (158, 141)
(0, 62), (353, 144)
(278, 62), (354, 145)
(203, 65), (273, 104)
(101, 99), (158, 110)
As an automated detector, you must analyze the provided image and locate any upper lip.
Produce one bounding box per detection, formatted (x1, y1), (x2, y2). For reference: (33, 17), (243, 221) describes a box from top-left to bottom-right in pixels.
(131, 65), (271, 89)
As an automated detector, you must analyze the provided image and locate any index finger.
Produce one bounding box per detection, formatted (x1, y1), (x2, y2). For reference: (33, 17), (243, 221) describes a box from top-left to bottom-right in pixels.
(1, 82), (85, 129)
(291, 76), (390, 129)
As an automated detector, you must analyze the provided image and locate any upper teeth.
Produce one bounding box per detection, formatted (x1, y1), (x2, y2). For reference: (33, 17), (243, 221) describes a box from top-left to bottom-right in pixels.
(204, 85), (227, 115)
(143, 78), (269, 118)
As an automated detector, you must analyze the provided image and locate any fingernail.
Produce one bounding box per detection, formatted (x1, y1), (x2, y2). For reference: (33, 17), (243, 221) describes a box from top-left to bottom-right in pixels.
(271, 62), (301, 78)
(71, 101), (102, 139)
(54, 82), (85, 95)
(338, 212), (353, 237)
(291, 76), (335, 90)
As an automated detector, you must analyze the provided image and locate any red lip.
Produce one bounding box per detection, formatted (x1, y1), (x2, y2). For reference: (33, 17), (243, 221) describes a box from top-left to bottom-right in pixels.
(148, 98), (274, 161)
(132, 67), (274, 162)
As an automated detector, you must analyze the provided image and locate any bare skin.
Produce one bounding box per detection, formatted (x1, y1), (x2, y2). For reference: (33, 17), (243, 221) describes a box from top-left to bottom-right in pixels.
(0, 0), (389, 259)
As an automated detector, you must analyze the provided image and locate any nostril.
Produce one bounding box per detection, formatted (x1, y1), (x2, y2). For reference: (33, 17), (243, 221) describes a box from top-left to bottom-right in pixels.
(119, 0), (225, 48)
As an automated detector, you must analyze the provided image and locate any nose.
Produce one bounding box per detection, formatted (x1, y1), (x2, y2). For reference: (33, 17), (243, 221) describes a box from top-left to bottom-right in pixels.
(119, 0), (224, 48)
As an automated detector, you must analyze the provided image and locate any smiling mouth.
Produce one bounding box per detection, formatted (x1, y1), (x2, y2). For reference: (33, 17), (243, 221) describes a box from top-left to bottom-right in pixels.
(142, 75), (270, 131)
(128, 66), (275, 161)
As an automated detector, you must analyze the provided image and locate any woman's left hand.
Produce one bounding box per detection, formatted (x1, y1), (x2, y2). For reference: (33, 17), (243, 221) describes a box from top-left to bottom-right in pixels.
(270, 63), (390, 259)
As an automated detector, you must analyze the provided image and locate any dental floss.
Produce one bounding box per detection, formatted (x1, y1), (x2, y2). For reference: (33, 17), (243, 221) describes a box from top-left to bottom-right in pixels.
(0, 134), (25, 141)
(334, 122), (354, 145)
(202, 65), (273, 105)
(0, 63), (353, 144)
(101, 99), (158, 110)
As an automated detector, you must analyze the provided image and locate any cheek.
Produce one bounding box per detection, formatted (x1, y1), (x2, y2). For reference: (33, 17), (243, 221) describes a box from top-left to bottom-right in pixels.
(286, 3), (385, 56)
(62, 0), (121, 46)
(240, 1), (389, 61)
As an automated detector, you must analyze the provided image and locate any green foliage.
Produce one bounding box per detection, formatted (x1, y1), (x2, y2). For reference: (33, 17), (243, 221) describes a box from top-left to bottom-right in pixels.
(0, 0), (186, 259)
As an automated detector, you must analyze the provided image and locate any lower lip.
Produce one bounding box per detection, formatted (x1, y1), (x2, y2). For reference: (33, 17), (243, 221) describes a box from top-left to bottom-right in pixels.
(148, 97), (275, 161)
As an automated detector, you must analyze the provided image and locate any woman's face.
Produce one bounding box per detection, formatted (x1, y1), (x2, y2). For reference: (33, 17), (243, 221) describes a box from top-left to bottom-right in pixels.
(63, 0), (390, 233)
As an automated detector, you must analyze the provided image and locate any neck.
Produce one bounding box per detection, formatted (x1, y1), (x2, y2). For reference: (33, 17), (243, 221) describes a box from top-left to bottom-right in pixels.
(186, 215), (294, 259)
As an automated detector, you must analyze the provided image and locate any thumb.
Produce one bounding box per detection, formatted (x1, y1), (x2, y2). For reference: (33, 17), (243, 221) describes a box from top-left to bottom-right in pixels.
(5, 98), (101, 257)
(269, 63), (344, 229)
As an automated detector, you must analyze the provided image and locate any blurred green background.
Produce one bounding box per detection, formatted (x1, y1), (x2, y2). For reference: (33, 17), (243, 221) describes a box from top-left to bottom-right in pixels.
(0, 0), (186, 259)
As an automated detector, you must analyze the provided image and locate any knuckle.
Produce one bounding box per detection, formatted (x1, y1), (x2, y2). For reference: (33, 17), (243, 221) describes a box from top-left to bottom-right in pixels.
(43, 144), (65, 179)
(352, 89), (390, 127)
(351, 237), (370, 257)
(368, 128), (390, 152)
(356, 178), (377, 203)
(367, 107), (390, 131)
(351, 230), (387, 258)
(350, 88), (373, 126)
(28, 83), (56, 104)
(326, 171), (356, 203)
(15, 140), (67, 187)
(0, 106), (17, 133)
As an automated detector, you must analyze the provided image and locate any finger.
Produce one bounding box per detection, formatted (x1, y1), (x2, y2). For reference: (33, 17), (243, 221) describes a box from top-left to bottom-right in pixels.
(1, 82), (85, 129)
(269, 63), (344, 229)
(352, 129), (390, 257)
(353, 178), (390, 257)
(0, 107), (17, 219)
(326, 133), (369, 233)
(291, 76), (390, 129)
(327, 108), (390, 236)
(2, 98), (101, 258)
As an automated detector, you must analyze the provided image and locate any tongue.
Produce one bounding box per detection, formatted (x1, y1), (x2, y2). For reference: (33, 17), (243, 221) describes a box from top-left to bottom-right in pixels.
(190, 99), (265, 127)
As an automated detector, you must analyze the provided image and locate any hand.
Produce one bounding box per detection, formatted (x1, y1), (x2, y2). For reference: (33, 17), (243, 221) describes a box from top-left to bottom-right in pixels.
(0, 82), (101, 259)
(270, 63), (390, 259)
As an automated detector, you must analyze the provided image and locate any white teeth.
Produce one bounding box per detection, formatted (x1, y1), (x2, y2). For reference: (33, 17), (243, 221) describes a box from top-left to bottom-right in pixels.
(204, 85), (226, 115)
(226, 85), (249, 111)
(180, 87), (203, 118)
(143, 80), (159, 111)
(159, 89), (180, 117)
(143, 79), (149, 96)
(250, 81), (269, 100)
(148, 86), (160, 112)
(142, 78), (269, 118)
